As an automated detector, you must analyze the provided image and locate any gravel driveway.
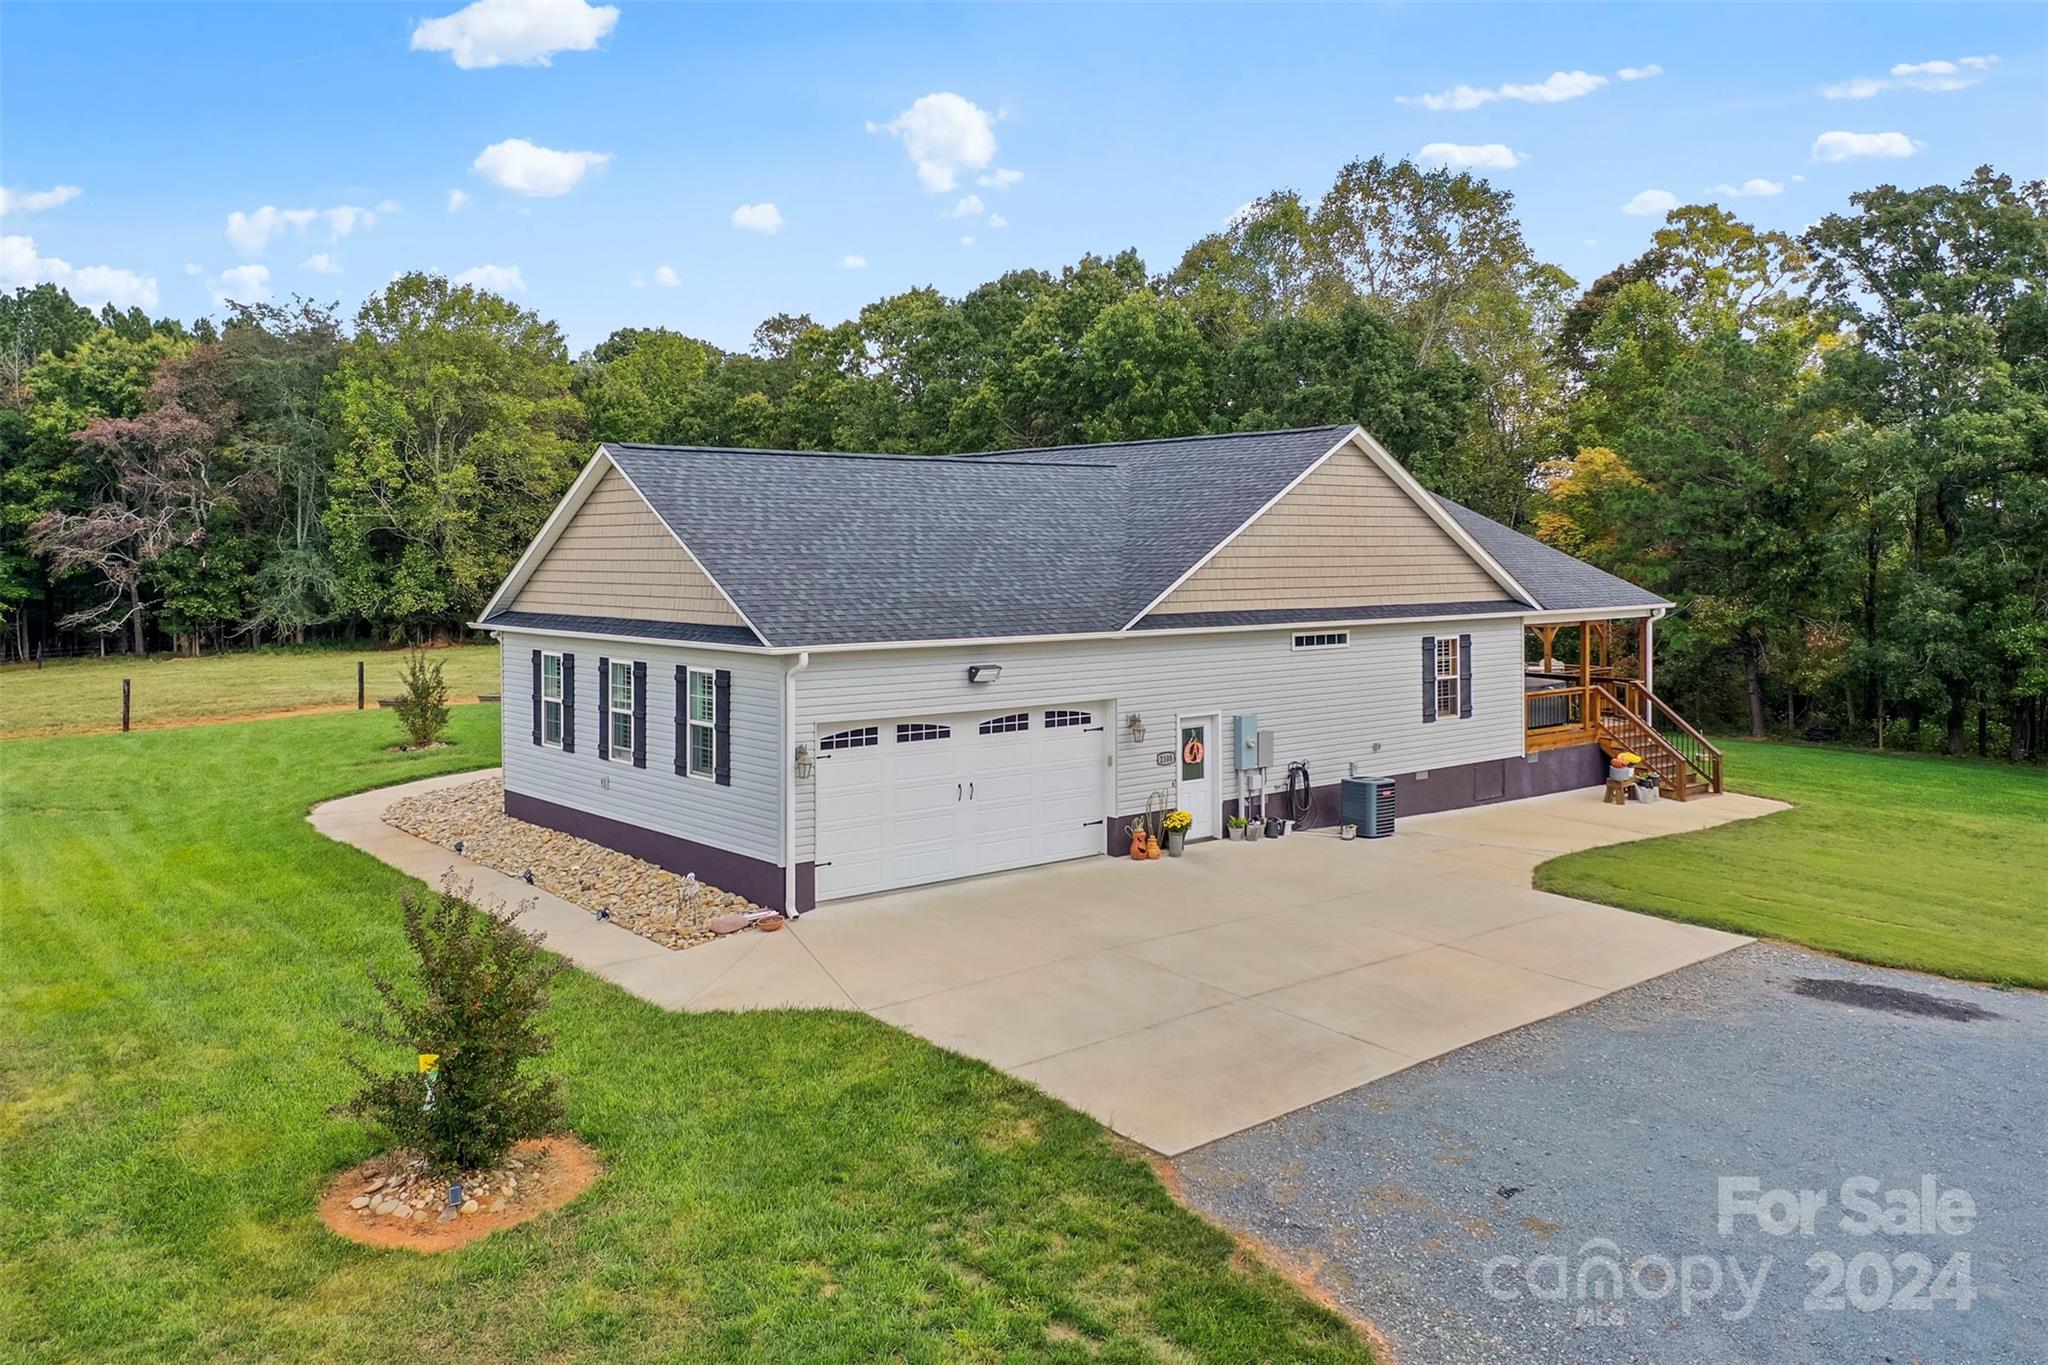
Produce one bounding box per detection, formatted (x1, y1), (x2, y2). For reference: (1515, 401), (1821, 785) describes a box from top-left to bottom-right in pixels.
(1173, 943), (2045, 1364)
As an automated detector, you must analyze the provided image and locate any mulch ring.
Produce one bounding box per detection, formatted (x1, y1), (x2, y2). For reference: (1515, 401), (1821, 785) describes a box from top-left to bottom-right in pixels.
(318, 1134), (601, 1254)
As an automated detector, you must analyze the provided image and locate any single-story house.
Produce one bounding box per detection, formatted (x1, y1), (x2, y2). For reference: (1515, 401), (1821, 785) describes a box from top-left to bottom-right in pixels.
(476, 424), (1719, 914)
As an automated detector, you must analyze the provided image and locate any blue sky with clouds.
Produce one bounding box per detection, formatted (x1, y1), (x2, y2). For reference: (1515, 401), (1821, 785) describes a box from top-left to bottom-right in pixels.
(4, 2), (2043, 352)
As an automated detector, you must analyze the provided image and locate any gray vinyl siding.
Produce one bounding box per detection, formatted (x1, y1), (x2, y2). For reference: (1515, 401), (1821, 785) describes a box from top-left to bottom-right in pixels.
(792, 618), (1524, 860)
(500, 632), (785, 864)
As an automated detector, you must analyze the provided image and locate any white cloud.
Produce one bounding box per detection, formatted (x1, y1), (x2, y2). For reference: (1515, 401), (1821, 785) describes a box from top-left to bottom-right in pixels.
(411, 0), (618, 69)
(1712, 178), (1785, 198)
(453, 263), (526, 292)
(0, 184), (83, 215)
(1417, 142), (1526, 170)
(1811, 130), (1920, 162)
(1824, 54), (1997, 99)
(868, 92), (998, 192)
(959, 235), (975, 247)
(988, 212), (1007, 228)
(839, 254), (867, 269)
(299, 252), (342, 274)
(731, 202), (782, 233)
(207, 263), (271, 306)
(1618, 64), (1663, 81)
(1399, 69), (1607, 111)
(183, 262), (203, 276)
(977, 167), (1023, 190)
(1621, 188), (1679, 217)
(653, 264), (679, 287)
(226, 202), (384, 255)
(944, 193), (985, 219)
(471, 138), (612, 196)
(2, 234), (158, 310)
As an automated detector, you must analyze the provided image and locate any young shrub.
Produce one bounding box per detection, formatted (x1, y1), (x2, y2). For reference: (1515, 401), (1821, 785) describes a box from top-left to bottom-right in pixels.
(343, 881), (564, 1172)
(394, 648), (451, 748)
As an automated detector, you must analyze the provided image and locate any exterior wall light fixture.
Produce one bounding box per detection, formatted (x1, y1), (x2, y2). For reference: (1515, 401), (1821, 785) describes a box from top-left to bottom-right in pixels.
(967, 664), (1002, 684)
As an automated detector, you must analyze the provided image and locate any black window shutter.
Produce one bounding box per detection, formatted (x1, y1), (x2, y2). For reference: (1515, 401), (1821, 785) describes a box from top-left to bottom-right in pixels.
(530, 650), (542, 745)
(1421, 636), (1437, 723)
(714, 668), (732, 786)
(561, 653), (576, 752)
(631, 661), (647, 768)
(1458, 633), (1474, 719)
(684, 663), (700, 773)
(596, 654), (610, 760)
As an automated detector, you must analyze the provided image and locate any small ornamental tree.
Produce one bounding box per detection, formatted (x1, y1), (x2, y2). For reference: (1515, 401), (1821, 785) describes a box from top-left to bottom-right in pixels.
(343, 881), (564, 1172)
(393, 648), (451, 748)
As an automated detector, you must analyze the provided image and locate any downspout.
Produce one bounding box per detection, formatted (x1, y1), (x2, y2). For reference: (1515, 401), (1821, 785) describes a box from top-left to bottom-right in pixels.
(782, 650), (811, 917)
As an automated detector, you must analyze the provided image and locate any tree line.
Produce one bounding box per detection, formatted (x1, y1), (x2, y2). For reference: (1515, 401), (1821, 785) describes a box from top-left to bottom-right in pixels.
(1, 158), (2041, 757)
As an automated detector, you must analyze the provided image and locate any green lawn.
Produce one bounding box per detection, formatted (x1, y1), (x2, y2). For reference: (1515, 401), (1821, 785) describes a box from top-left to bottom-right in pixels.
(0, 707), (1367, 1363)
(1536, 740), (2048, 988)
(0, 643), (504, 739)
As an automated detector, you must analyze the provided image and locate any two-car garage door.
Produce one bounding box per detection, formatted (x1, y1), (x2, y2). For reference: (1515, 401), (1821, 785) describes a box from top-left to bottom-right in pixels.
(814, 704), (1108, 901)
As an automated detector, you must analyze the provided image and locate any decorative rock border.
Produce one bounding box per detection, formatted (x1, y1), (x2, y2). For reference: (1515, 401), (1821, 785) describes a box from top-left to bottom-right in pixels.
(318, 1135), (600, 1254)
(385, 776), (762, 950)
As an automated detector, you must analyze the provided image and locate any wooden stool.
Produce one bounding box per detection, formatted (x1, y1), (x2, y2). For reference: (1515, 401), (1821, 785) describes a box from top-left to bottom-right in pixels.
(1604, 778), (1631, 805)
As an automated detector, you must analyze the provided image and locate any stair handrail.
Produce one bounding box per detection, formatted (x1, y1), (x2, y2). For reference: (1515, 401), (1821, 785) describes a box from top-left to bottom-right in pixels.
(1600, 679), (1723, 795)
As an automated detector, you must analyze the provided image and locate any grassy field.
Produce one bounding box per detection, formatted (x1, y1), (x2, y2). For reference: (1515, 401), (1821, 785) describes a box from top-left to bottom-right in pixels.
(1537, 740), (2048, 988)
(0, 707), (1368, 1363)
(0, 644), (503, 739)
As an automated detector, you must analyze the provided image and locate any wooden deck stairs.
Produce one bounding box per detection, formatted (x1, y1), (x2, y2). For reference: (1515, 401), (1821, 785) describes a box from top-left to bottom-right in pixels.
(1591, 680), (1723, 801)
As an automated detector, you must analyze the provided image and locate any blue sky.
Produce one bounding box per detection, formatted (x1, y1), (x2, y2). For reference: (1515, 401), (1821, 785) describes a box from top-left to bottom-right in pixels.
(4, 2), (2044, 352)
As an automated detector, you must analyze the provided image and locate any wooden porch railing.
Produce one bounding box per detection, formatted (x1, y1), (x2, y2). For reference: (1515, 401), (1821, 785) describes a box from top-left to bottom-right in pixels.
(1523, 678), (1724, 799)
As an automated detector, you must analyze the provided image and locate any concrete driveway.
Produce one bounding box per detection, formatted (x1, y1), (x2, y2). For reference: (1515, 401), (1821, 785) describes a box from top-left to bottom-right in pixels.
(314, 777), (1783, 1155)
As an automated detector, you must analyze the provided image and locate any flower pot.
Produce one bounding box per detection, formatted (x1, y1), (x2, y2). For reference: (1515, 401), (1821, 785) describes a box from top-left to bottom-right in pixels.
(1339, 823), (1358, 841)
(1245, 821), (1263, 842)
(1224, 825), (1240, 840)
(1608, 765), (1635, 783)
(1264, 818), (1285, 839)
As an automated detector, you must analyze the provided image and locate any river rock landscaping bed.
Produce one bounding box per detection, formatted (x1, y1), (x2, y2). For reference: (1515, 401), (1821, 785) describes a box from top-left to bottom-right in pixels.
(318, 1135), (601, 1254)
(384, 776), (763, 950)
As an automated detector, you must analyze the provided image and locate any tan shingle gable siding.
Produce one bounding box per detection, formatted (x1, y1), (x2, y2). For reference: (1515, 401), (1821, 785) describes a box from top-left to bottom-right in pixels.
(508, 466), (747, 627)
(1151, 446), (1503, 615)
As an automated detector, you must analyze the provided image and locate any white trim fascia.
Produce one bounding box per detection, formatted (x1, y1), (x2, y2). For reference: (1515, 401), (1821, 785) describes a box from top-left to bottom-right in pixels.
(477, 604), (1664, 655)
(602, 449), (774, 646)
(1344, 428), (1543, 609)
(472, 621), (771, 654)
(1116, 430), (1355, 631)
(480, 446), (616, 619)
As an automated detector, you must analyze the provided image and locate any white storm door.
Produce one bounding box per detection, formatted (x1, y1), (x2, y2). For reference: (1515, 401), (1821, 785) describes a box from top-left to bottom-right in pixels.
(1175, 715), (1217, 840)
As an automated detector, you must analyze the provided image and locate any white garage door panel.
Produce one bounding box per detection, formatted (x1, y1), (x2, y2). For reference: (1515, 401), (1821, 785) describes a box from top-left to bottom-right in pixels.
(816, 707), (1107, 901)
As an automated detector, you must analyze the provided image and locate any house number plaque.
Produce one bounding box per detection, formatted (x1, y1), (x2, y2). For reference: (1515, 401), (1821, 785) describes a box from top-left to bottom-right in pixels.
(1155, 751), (1174, 766)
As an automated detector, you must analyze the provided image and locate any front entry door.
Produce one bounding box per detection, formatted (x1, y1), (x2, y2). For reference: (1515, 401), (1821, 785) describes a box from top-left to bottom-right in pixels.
(1177, 715), (1217, 840)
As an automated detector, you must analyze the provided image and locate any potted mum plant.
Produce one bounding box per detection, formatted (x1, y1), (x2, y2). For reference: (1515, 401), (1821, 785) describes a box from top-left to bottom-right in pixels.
(1162, 808), (1193, 855)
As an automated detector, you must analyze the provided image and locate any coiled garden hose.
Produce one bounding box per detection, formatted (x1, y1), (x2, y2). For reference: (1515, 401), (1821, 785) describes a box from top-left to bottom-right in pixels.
(1286, 761), (1312, 826)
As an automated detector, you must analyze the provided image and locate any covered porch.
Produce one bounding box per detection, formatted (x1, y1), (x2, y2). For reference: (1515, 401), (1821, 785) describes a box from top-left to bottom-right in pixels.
(1523, 615), (1723, 800)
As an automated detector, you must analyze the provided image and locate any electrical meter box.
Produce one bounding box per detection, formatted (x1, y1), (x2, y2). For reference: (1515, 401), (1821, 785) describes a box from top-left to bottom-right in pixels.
(1256, 728), (1278, 769)
(1235, 713), (1260, 770)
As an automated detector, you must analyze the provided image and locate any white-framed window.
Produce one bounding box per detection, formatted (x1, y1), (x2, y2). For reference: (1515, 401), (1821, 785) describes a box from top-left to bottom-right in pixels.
(1292, 631), (1350, 652)
(686, 668), (716, 778)
(1043, 709), (1092, 728)
(608, 659), (634, 758)
(1435, 636), (1460, 718)
(896, 722), (952, 743)
(819, 726), (877, 750)
(541, 652), (564, 747)
(978, 712), (1029, 735)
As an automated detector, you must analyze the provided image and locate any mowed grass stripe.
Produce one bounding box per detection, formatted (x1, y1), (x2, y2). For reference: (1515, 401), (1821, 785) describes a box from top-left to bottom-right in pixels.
(0, 707), (1370, 1362)
(1536, 740), (2048, 988)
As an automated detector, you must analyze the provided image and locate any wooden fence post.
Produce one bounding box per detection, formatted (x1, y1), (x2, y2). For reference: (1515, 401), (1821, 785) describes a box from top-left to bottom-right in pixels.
(122, 678), (131, 732)
(358, 660), (365, 710)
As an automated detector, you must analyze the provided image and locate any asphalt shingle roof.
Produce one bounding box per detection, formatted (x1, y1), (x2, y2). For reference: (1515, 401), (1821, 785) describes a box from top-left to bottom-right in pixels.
(485, 427), (1663, 647)
(1432, 495), (1669, 613)
(478, 610), (762, 648)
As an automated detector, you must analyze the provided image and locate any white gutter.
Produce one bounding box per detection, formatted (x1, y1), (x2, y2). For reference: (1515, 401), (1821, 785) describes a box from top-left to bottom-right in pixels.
(781, 650), (811, 917)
